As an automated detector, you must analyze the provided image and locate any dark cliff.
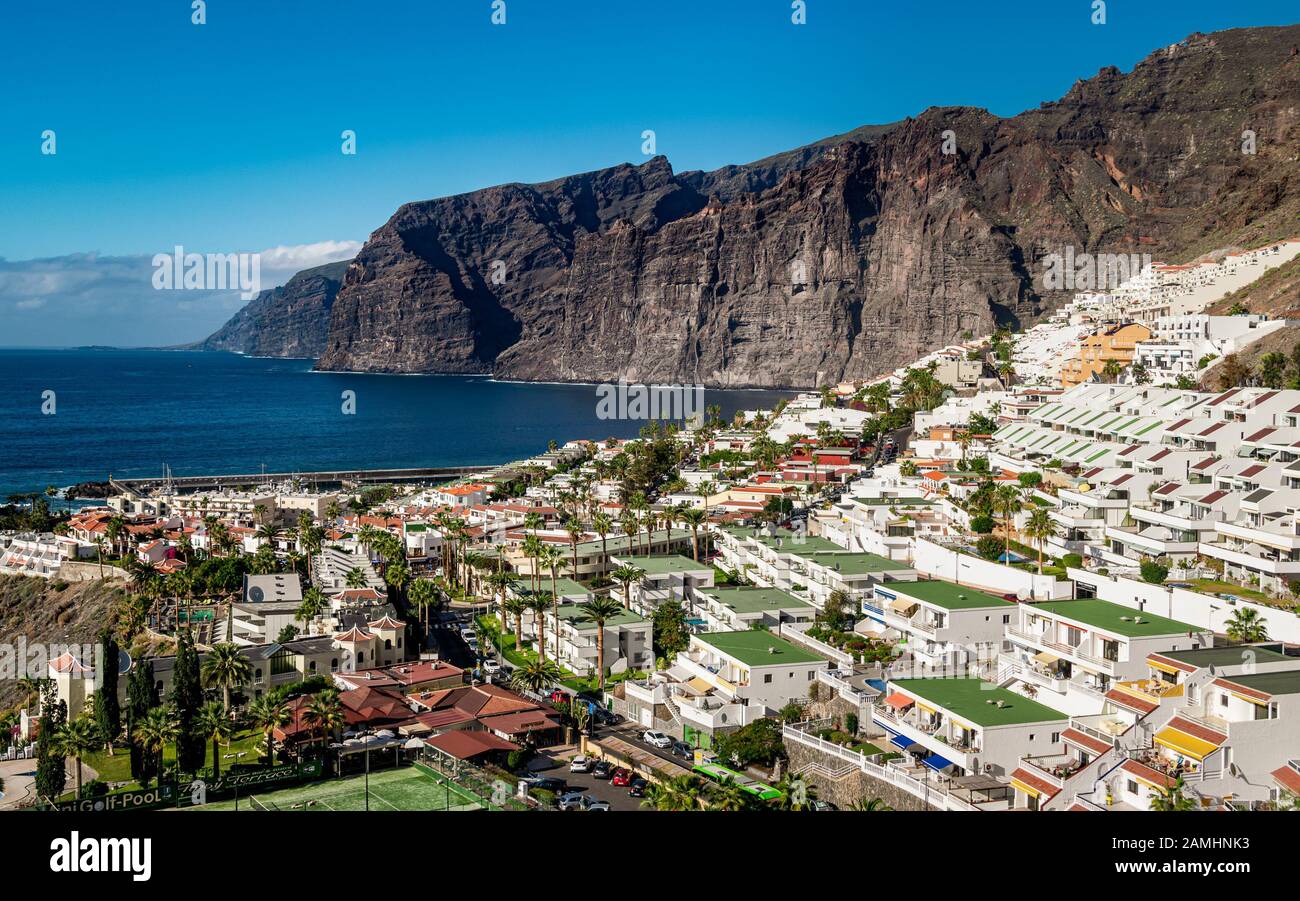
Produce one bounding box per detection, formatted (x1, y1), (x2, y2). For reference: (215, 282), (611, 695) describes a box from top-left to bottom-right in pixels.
(197, 260), (351, 358)
(216, 26), (1300, 387)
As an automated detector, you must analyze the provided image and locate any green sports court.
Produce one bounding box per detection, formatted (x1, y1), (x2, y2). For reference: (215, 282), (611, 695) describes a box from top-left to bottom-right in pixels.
(194, 764), (487, 812)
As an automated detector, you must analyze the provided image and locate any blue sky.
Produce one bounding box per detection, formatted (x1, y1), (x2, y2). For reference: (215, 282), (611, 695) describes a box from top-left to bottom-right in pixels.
(0, 0), (1295, 344)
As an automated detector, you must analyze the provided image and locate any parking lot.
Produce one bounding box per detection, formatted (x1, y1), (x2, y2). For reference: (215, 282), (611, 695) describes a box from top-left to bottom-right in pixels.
(521, 752), (646, 811)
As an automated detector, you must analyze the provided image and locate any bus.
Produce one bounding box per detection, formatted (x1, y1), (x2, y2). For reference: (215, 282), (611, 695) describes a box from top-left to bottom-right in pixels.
(692, 761), (783, 801)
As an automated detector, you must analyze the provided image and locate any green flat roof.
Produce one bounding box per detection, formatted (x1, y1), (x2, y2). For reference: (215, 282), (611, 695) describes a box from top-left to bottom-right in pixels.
(555, 602), (646, 629)
(1219, 670), (1300, 697)
(698, 586), (813, 614)
(512, 577), (592, 600)
(888, 580), (1014, 610)
(574, 529), (692, 555)
(1032, 599), (1195, 637)
(611, 554), (711, 575)
(802, 552), (913, 576)
(851, 496), (935, 507)
(891, 678), (1068, 727)
(696, 630), (823, 666)
(1160, 645), (1292, 668)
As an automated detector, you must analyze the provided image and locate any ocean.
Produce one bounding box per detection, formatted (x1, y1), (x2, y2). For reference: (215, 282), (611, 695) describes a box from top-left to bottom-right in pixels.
(0, 349), (791, 499)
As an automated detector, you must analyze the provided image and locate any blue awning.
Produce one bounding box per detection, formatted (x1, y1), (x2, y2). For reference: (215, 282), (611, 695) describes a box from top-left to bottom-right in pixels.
(922, 753), (955, 772)
(890, 734), (912, 751)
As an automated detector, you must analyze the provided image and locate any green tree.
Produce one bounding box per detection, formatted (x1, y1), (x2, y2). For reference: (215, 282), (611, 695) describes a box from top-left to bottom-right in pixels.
(169, 629), (206, 774)
(133, 707), (178, 788)
(246, 694), (291, 767)
(126, 658), (157, 783)
(577, 596), (626, 690)
(610, 563), (645, 609)
(1225, 607), (1269, 643)
(510, 656), (563, 695)
(200, 643), (253, 713)
(1140, 559), (1170, 585)
(1024, 508), (1057, 574)
(93, 628), (121, 754)
(1149, 775), (1196, 811)
(712, 718), (787, 769)
(34, 690), (68, 802)
(55, 716), (102, 798)
(195, 700), (234, 778)
(651, 599), (691, 661)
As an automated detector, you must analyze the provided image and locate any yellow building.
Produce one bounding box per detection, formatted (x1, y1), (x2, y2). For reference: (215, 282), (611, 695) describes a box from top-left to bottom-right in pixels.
(1060, 322), (1152, 387)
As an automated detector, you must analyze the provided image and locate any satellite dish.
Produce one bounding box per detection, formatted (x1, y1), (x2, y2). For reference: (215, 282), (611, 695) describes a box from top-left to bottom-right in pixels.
(249, 586), (265, 602)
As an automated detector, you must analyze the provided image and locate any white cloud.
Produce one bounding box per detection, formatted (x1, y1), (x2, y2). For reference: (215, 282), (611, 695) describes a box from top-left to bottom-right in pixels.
(0, 240), (360, 347)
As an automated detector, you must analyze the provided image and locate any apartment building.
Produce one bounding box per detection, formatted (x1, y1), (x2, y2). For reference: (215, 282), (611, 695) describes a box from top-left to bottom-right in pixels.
(688, 585), (816, 632)
(1060, 323), (1152, 388)
(866, 580), (1016, 670)
(611, 553), (714, 615)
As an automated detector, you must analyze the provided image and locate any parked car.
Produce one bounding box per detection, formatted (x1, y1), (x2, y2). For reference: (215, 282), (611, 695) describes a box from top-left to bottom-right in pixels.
(591, 760), (613, 779)
(556, 790), (588, 811)
(522, 775), (567, 793)
(809, 800), (838, 811)
(582, 797), (610, 812)
(611, 767), (633, 786)
(627, 777), (649, 798)
(482, 658), (502, 675)
(568, 755), (592, 773)
(670, 740), (694, 759)
(642, 730), (673, 749)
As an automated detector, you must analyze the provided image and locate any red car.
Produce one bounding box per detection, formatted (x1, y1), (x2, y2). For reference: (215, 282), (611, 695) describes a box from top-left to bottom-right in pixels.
(610, 768), (633, 786)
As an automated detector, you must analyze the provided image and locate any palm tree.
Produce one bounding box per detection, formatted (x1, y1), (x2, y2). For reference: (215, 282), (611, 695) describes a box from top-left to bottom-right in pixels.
(134, 707), (178, 787)
(1225, 608), (1269, 643)
(708, 777), (754, 811)
(408, 577), (437, 628)
(345, 566), (368, 589)
(485, 570), (515, 625)
(577, 596), (625, 690)
(56, 716), (103, 798)
(563, 517), (584, 580)
(849, 796), (893, 811)
(201, 643), (254, 712)
(618, 510), (639, 559)
(502, 595), (530, 651)
(384, 559), (411, 600)
(522, 533), (544, 595)
(1149, 775), (1196, 811)
(770, 773), (818, 811)
(296, 586), (328, 628)
(195, 700), (234, 779)
(592, 512), (613, 577)
(610, 564), (645, 609)
(995, 484), (1022, 561)
(537, 544), (565, 655)
(526, 592), (553, 661)
(304, 691), (345, 752)
(17, 675), (48, 710)
(1024, 507), (1057, 574)
(510, 656), (563, 695)
(641, 774), (704, 811)
(679, 507), (707, 562)
(246, 695), (291, 767)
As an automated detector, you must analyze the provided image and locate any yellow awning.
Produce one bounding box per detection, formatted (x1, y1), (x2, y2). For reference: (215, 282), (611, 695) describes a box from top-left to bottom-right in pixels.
(890, 598), (919, 614)
(1225, 690), (1267, 707)
(1153, 726), (1219, 762)
(916, 701), (937, 714)
(1033, 651), (1060, 665)
(1147, 659), (1180, 676)
(1010, 777), (1042, 798)
(685, 676), (714, 694)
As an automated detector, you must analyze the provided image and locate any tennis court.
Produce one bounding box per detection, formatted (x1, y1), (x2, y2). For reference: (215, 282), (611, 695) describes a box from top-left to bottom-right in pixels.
(196, 765), (486, 811)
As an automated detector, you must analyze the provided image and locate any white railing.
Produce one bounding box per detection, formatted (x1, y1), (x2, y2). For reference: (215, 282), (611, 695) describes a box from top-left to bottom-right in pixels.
(777, 622), (854, 666)
(782, 722), (977, 811)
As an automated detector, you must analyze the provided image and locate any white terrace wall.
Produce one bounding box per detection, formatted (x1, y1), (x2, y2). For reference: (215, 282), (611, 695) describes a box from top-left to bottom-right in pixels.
(912, 538), (1072, 600)
(1068, 567), (1300, 645)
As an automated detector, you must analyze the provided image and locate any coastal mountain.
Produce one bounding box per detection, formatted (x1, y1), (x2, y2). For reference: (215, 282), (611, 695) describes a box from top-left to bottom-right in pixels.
(206, 25), (1300, 387)
(195, 260), (350, 358)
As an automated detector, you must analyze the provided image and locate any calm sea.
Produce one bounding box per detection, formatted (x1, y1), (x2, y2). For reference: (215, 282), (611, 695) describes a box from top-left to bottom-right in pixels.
(0, 349), (790, 499)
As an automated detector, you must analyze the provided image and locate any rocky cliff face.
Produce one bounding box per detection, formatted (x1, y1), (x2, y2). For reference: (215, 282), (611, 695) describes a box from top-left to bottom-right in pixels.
(233, 26), (1300, 387)
(197, 260), (350, 358)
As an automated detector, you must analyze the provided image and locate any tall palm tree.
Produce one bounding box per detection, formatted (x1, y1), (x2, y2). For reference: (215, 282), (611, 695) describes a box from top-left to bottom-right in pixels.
(1225, 608), (1269, 643)
(296, 586), (328, 628)
(1024, 507), (1057, 574)
(591, 512), (613, 577)
(502, 595), (530, 651)
(995, 484), (1022, 561)
(485, 570), (515, 625)
(246, 695), (291, 767)
(134, 707), (178, 788)
(610, 564), (645, 609)
(618, 510), (639, 559)
(408, 577), (437, 628)
(200, 643), (253, 712)
(679, 507), (707, 562)
(196, 700), (234, 778)
(345, 566), (368, 589)
(510, 656), (563, 696)
(577, 596), (625, 690)
(849, 796), (893, 811)
(537, 544), (566, 656)
(527, 592), (553, 661)
(56, 716), (103, 799)
(642, 774), (705, 811)
(563, 517), (584, 581)
(708, 777), (754, 811)
(522, 534), (544, 595)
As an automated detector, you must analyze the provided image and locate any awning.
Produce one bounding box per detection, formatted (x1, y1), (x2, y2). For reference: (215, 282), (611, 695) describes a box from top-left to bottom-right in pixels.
(889, 734), (912, 751)
(922, 753), (955, 773)
(889, 598), (919, 614)
(884, 692), (915, 711)
(1153, 725), (1220, 762)
(1033, 651), (1060, 665)
(685, 676), (714, 694)
(1010, 776), (1043, 798)
(916, 701), (937, 714)
(1147, 658), (1181, 676)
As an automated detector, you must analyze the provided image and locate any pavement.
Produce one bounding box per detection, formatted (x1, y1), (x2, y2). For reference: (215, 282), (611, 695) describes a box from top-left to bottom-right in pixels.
(523, 748), (645, 811)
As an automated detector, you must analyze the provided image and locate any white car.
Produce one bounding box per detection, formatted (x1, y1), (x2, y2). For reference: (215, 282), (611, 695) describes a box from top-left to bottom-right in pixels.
(568, 755), (592, 773)
(641, 730), (673, 749)
(482, 659), (502, 675)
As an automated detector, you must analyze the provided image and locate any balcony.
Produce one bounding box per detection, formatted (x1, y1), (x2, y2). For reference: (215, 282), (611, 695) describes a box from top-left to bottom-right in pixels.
(1115, 678), (1183, 704)
(1021, 753), (1083, 786)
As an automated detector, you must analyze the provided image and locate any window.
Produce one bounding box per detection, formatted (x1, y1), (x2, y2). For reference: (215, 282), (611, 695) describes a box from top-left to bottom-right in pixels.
(331, 657), (339, 672)
(1220, 693), (1229, 708)
(764, 674), (772, 684)
(808, 671), (815, 680)
(1051, 732), (1060, 743)
(1002, 615), (1010, 624)
(384, 639), (392, 650)
(1127, 780), (1138, 795)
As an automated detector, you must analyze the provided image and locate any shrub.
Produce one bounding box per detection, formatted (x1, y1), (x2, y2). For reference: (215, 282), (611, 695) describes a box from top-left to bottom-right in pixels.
(507, 749), (533, 772)
(975, 536), (1002, 561)
(844, 713), (859, 735)
(969, 515), (995, 534)
(1140, 559), (1169, 585)
(1061, 553), (1083, 569)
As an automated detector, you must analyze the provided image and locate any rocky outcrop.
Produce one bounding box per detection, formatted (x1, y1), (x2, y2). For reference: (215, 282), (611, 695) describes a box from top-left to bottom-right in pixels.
(222, 26), (1300, 387)
(197, 260), (350, 358)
